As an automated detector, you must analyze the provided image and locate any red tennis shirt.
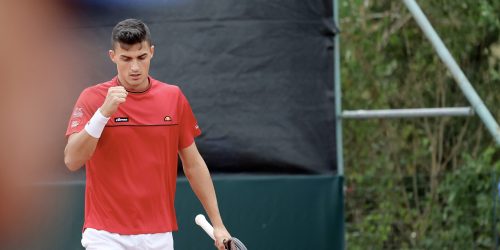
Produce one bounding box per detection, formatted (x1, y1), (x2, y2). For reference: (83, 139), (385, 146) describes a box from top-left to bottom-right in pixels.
(66, 76), (201, 234)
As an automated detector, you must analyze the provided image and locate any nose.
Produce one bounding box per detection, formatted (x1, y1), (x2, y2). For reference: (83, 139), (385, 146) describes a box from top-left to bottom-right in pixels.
(130, 60), (140, 72)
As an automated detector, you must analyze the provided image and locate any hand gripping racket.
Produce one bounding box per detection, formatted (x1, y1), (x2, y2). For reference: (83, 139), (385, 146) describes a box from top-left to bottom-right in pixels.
(195, 214), (247, 250)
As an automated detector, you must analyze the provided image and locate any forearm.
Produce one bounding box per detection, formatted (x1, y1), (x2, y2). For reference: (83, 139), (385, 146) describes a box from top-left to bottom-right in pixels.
(64, 131), (98, 171)
(184, 159), (225, 228)
(65, 106), (113, 171)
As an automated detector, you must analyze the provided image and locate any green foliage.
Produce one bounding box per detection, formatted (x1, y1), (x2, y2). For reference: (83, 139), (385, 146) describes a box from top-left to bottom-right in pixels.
(420, 147), (500, 249)
(341, 0), (500, 248)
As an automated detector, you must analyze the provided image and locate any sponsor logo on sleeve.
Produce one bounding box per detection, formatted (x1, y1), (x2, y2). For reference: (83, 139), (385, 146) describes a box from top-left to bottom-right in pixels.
(72, 107), (83, 118)
(71, 120), (80, 128)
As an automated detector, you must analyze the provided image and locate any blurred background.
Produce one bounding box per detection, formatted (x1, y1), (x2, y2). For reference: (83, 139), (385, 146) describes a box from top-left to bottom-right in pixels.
(0, 0), (498, 249)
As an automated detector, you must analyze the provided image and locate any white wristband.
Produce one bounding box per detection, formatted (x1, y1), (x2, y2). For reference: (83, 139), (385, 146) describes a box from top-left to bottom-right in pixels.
(84, 108), (110, 138)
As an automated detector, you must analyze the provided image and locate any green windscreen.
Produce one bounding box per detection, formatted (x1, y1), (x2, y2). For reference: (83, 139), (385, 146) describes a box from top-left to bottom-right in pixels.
(9, 175), (343, 250)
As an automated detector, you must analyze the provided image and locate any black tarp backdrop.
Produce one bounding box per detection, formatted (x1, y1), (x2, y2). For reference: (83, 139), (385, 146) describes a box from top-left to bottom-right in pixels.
(69, 0), (337, 174)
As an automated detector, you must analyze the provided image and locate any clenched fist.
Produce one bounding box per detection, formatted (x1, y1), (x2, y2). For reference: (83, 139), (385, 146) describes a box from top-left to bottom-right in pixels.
(100, 86), (128, 117)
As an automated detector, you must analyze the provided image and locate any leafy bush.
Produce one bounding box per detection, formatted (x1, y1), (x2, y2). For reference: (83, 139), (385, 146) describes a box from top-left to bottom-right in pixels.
(341, 0), (500, 248)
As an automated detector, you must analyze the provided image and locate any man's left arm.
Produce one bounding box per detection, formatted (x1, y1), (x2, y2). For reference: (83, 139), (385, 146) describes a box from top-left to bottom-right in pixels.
(179, 142), (231, 250)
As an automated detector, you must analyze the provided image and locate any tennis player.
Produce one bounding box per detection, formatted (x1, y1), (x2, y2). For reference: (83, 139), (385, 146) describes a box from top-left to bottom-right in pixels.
(64, 18), (231, 250)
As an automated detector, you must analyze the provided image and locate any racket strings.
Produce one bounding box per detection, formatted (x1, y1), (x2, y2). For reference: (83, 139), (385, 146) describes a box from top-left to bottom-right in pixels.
(229, 238), (247, 250)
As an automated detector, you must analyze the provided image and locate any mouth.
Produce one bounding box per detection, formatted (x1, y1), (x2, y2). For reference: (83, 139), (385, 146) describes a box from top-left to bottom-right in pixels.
(130, 74), (141, 80)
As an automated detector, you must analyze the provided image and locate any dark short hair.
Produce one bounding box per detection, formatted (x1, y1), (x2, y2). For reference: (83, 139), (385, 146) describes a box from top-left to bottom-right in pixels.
(111, 19), (152, 49)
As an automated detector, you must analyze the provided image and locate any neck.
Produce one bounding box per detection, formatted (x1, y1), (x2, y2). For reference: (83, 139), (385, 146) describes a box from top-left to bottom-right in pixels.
(117, 76), (150, 93)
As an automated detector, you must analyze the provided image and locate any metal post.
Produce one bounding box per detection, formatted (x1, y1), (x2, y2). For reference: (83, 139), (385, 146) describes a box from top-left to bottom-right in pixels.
(334, 0), (343, 176)
(333, 1), (346, 249)
(402, 0), (500, 145)
(342, 107), (474, 119)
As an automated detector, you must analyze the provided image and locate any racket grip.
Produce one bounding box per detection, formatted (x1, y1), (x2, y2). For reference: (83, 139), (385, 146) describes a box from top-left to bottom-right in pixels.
(195, 214), (215, 240)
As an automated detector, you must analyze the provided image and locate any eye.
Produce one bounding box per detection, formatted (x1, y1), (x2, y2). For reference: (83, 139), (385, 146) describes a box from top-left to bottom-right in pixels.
(121, 57), (131, 62)
(139, 55), (147, 60)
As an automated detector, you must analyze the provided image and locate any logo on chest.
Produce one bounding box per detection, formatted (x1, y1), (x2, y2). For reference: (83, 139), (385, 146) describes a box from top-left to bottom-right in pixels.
(114, 117), (129, 122)
(164, 115), (172, 122)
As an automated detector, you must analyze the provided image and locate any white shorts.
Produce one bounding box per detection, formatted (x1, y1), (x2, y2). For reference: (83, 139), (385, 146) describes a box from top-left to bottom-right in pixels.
(81, 228), (174, 250)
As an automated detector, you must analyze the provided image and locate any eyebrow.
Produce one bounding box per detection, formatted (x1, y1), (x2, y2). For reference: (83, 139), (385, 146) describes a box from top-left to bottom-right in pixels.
(120, 53), (148, 59)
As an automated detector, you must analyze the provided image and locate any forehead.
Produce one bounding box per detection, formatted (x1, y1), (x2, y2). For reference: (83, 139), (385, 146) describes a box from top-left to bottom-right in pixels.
(114, 41), (151, 56)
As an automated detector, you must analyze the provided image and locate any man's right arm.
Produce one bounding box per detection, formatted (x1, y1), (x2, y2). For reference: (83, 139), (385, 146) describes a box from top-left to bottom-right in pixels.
(64, 86), (128, 171)
(64, 131), (99, 171)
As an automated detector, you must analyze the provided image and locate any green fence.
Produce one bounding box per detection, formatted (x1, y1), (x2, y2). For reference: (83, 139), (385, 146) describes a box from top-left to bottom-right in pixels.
(10, 175), (344, 250)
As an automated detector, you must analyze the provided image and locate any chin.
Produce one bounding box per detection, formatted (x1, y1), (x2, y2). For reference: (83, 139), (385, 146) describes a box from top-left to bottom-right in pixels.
(128, 78), (143, 85)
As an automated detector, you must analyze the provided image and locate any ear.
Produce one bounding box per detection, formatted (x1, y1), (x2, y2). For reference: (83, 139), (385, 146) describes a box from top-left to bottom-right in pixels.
(150, 45), (155, 59)
(108, 49), (116, 63)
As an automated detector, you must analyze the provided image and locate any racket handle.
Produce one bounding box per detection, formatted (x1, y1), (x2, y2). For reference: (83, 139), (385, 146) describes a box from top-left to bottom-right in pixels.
(195, 214), (215, 240)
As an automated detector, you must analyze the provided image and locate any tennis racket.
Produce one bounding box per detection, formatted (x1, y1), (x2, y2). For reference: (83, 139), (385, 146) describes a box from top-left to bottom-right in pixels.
(195, 214), (247, 250)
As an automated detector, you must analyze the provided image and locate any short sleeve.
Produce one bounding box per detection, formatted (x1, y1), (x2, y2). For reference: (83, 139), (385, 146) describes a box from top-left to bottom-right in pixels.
(65, 89), (94, 136)
(178, 91), (202, 149)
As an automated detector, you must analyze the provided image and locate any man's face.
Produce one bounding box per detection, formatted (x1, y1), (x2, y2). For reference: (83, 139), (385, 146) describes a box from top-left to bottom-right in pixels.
(109, 41), (154, 91)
